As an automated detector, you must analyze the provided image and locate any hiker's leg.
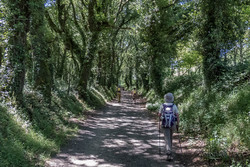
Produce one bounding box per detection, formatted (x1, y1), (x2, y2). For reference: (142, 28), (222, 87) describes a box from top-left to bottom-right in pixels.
(163, 128), (167, 152)
(163, 128), (171, 154)
(118, 93), (121, 102)
(169, 128), (173, 152)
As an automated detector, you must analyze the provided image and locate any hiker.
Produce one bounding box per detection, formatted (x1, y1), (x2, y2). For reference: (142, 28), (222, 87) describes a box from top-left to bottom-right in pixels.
(117, 86), (121, 103)
(132, 88), (137, 103)
(158, 93), (179, 159)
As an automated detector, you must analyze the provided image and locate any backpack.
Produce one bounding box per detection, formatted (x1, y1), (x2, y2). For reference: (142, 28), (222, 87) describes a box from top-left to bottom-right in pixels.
(161, 104), (176, 128)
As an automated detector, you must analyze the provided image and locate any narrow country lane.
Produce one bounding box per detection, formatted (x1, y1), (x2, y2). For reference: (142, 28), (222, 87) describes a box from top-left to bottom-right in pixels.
(46, 91), (185, 167)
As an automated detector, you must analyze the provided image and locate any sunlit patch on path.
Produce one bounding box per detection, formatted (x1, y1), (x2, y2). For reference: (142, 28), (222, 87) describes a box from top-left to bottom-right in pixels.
(46, 91), (186, 167)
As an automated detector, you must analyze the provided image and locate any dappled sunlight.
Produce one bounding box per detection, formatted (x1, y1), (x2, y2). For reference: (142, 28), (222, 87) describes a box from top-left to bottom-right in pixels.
(79, 130), (96, 137)
(107, 102), (123, 107)
(129, 139), (153, 149)
(146, 139), (160, 147)
(69, 155), (124, 167)
(123, 105), (142, 110)
(47, 91), (185, 166)
(71, 159), (97, 166)
(103, 139), (128, 148)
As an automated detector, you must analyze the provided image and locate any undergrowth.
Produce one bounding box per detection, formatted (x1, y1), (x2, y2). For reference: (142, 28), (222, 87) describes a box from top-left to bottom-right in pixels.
(0, 85), (114, 167)
(179, 81), (249, 166)
(145, 69), (249, 166)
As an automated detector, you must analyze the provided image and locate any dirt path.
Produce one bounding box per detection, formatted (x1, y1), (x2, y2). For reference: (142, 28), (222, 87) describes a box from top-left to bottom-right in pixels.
(46, 91), (206, 167)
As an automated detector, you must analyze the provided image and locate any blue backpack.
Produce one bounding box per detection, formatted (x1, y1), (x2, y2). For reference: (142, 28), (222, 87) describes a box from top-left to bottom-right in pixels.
(161, 104), (176, 128)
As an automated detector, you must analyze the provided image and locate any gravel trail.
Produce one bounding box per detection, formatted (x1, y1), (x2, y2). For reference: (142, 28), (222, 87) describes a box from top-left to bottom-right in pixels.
(46, 91), (189, 167)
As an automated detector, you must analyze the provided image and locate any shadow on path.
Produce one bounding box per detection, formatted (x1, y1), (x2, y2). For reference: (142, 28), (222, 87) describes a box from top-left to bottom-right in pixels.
(46, 91), (199, 167)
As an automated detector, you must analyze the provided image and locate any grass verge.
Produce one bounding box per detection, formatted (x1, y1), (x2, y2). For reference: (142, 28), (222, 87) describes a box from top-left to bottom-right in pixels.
(0, 86), (114, 167)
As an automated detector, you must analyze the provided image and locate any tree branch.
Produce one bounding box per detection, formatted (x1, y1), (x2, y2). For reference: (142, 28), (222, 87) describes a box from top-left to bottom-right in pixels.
(80, 0), (88, 8)
(45, 10), (62, 33)
(115, 0), (129, 24)
(70, 0), (86, 45)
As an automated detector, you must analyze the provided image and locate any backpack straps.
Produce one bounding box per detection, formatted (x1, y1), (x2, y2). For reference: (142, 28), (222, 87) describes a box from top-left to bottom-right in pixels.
(162, 103), (174, 112)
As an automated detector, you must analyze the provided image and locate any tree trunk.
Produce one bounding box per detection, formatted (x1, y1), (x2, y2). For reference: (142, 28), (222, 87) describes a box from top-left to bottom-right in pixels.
(141, 72), (149, 92)
(239, 39), (243, 63)
(57, 47), (67, 79)
(97, 51), (103, 85)
(233, 47), (237, 66)
(201, 0), (223, 90)
(30, 0), (52, 103)
(78, 31), (99, 98)
(7, 0), (30, 105)
(0, 46), (3, 67)
(78, 0), (102, 98)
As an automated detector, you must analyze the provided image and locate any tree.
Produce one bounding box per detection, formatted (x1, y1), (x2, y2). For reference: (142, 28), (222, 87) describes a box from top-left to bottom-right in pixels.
(4, 0), (31, 105)
(30, 0), (53, 103)
(198, 0), (247, 90)
(137, 0), (195, 95)
(0, 46), (3, 67)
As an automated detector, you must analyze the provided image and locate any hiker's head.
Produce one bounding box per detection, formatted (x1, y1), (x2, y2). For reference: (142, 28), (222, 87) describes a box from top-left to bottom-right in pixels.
(164, 93), (174, 103)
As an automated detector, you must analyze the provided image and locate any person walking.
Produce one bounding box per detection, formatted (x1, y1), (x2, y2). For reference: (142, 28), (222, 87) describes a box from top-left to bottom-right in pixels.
(158, 93), (179, 160)
(117, 86), (121, 103)
(132, 88), (137, 103)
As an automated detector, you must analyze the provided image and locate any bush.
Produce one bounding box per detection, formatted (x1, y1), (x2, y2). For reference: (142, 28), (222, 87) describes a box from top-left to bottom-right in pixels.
(220, 84), (250, 149)
(230, 160), (250, 167)
(162, 74), (202, 103)
(145, 89), (161, 103)
(94, 86), (116, 101)
(146, 102), (161, 111)
(178, 82), (249, 164)
(0, 105), (57, 167)
(0, 87), (89, 166)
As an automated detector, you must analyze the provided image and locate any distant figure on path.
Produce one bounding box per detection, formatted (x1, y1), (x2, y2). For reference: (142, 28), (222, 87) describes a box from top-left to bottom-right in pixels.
(158, 93), (179, 160)
(117, 86), (121, 103)
(132, 88), (137, 103)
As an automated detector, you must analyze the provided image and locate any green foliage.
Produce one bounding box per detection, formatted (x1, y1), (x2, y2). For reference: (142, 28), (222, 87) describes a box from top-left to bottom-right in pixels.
(162, 74), (202, 103)
(52, 90), (85, 117)
(220, 84), (250, 148)
(217, 62), (250, 91)
(0, 88), (90, 166)
(179, 81), (249, 164)
(0, 76), (114, 167)
(205, 136), (229, 162)
(145, 89), (161, 103)
(0, 0), (249, 166)
(230, 160), (250, 167)
(85, 88), (106, 108)
(146, 102), (160, 112)
(144, 89), (163, 112)
(94, 86), (116, 101)
(147, 54), (249, 163)
(0, 105), (57, 167)
(197, 0), (249, 89)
